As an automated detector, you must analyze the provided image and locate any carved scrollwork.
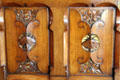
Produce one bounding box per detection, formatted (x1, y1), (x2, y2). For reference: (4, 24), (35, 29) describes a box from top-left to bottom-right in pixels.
(14, 8), (40, 73)
(77, 8), (105, 74)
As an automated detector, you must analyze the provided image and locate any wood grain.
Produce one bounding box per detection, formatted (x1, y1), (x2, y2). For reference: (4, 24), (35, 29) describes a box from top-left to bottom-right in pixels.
(5, 8), (26, 73)
(28, 8), (49, 73)
(0, 8), (6, 67)
(69, 8), (91, 74)
(0, 0), (118, 76)
(7, 74), (49, 80)
(69, 7), (115, 75)
(50, 77), (66, 80)
(0, 0), (119, 80)
(115, 12), (120, 80)
(91, 8), (115, 75)
(5, 7), (49, 73)
(70, 76), (113, 80)
(0, 8), (6, 80)
(0, 67), (4, 80)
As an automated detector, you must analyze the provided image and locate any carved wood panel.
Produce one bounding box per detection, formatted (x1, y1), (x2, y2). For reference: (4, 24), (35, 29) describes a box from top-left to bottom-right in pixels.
(69, 7), (116, 75)
(5, 7), (50, 74)
(0, 1), (118, 80)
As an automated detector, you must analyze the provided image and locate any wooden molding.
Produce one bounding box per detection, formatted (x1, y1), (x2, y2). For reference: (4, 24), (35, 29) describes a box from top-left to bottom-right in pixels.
(0, 8), (6, 67)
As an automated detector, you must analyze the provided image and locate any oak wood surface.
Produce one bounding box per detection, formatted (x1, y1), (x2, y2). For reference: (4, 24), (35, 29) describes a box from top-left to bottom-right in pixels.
(5, 7), (49, 73)
(69, 7), (115, 75)
(0, 67), (4, 80)
(0, 8), (5, 68)
(69, 76), (113, 80)
(0, 0), (119, 80)
(115, 13), (120, 80)
(50, 77), (66, 80)
(7, 74), (49, 80)
(0, 0), (118, 76)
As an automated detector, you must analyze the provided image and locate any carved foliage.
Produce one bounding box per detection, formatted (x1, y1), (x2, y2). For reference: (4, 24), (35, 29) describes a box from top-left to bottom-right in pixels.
(16, 58), (40, 73)
(15, 9), (38, 26)
(14, 8), (40, 73)
(77, 8), (105, 74)
(77, 8), (104, 27)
